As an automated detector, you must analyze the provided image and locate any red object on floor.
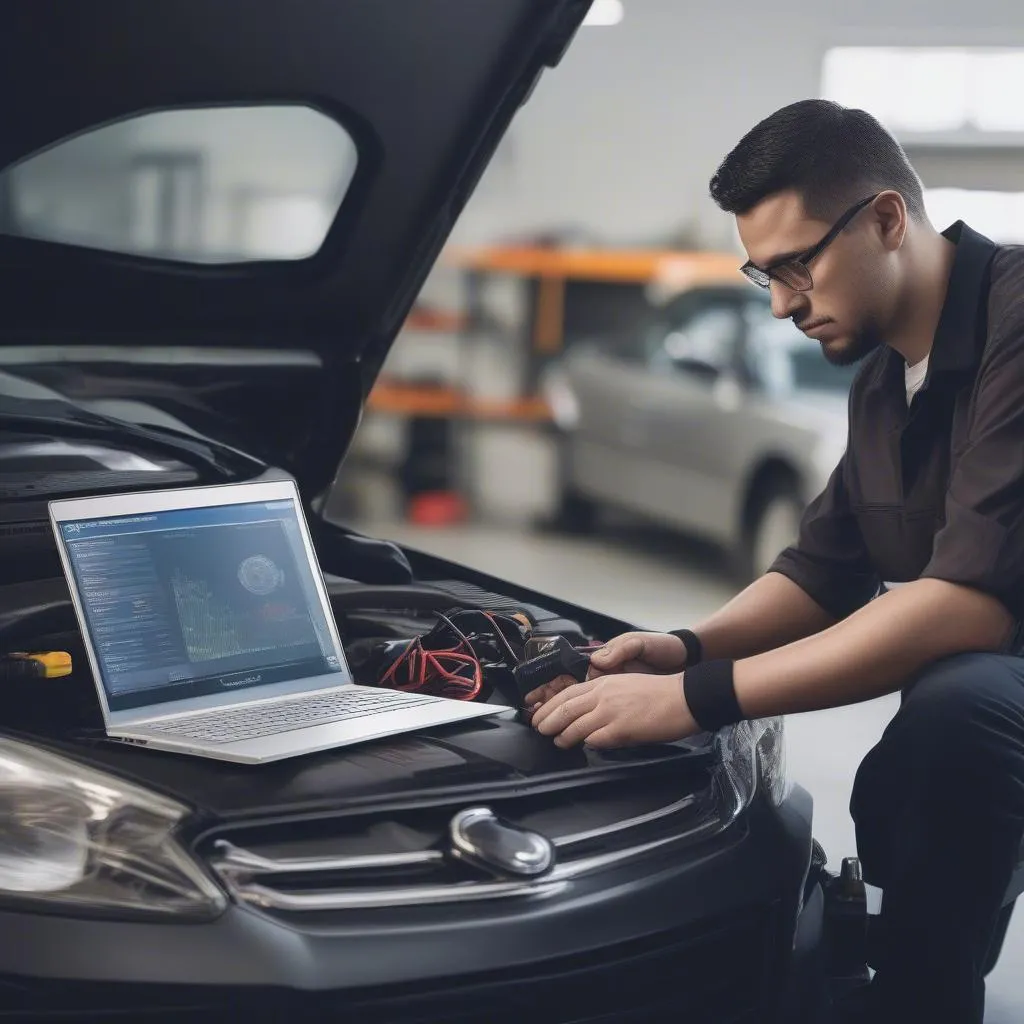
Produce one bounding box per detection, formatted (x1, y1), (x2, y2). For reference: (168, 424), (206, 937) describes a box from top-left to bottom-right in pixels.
(407, 491), (468, 526)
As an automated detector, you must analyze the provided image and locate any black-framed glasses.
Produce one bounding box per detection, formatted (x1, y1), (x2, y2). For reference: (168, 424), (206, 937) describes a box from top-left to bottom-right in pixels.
(740, 193), (880, 292)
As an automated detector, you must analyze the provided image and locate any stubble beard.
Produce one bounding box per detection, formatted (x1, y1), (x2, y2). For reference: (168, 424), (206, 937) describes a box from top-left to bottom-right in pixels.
(820, 318), (885, 367)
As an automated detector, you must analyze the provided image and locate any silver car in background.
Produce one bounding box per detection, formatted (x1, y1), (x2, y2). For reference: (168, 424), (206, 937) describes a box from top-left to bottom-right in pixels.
(544, 284), (857, 581)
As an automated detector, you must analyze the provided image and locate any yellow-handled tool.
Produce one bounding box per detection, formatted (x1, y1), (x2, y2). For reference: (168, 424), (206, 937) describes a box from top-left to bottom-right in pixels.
(0, 652), (73, 682)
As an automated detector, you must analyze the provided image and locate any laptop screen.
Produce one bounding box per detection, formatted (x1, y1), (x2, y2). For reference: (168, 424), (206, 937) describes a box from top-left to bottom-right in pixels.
(58, 499), (344, 712)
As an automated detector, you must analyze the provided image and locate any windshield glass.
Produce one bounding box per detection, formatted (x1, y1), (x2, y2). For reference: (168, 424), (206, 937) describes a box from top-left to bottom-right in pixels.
(0, 105), (358, 263)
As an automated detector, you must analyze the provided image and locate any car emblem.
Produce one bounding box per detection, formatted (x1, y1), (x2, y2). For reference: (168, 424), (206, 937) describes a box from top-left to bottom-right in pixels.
(448, 807), (555, 880)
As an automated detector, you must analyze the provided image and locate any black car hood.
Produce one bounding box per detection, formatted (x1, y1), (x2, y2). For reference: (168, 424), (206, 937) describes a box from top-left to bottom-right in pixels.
(0, 0), (591, 496)
(31, 719), (713, 826)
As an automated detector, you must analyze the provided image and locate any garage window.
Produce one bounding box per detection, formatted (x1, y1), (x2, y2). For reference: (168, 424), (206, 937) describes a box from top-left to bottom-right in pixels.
(0, 105), (359, 263)
(923, 188), (1024, 244)
(822, 48), (1024, 134)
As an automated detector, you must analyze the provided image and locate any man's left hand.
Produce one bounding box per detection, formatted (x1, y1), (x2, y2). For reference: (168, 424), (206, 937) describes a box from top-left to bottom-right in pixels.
(529, 672), (700, 749)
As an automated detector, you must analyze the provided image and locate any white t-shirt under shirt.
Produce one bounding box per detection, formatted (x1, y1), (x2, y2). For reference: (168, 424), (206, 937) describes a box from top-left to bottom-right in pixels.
(905, 354), (929, 405)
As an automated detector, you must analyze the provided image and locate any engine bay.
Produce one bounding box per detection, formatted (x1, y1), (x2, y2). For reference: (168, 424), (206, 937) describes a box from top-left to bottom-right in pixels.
(0, 515), (713, 813)
(0, 576), (588, 729)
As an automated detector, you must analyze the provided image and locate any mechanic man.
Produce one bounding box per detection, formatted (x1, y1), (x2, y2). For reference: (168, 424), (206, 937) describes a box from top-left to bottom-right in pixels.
(526, 99), (1024, 1024)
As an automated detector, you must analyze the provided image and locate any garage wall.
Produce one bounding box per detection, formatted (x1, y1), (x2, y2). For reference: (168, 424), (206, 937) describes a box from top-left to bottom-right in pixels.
(452, 0), (1024, 250)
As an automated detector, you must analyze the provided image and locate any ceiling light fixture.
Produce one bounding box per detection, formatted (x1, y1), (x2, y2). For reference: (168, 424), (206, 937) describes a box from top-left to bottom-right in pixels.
(583, 0), (624, 27)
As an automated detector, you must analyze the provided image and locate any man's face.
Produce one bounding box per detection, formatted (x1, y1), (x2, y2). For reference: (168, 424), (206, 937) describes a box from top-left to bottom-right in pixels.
(736, 191), (896, 367)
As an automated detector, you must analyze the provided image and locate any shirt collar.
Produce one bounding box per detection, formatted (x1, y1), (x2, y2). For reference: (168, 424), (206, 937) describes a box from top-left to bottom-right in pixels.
(929, 220), (998, 374)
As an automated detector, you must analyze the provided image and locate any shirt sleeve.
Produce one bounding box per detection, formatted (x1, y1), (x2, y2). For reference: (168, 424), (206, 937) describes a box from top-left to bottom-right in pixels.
(921, 310), (1024, 606)
(769, 444), (881, 621)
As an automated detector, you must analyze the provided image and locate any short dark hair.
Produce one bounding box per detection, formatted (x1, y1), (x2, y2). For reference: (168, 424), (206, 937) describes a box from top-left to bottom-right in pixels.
(709, 99), (926, 222)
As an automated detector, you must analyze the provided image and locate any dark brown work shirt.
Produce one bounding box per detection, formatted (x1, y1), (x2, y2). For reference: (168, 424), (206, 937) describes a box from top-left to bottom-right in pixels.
(771, 222), (1024, 636)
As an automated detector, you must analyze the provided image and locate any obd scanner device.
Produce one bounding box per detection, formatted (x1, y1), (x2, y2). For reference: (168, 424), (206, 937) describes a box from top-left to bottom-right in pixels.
(513, 636), (592, 702)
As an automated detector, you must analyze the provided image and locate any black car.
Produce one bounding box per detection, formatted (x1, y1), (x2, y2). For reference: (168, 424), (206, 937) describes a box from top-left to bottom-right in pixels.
(0, 2), (1016, 1022)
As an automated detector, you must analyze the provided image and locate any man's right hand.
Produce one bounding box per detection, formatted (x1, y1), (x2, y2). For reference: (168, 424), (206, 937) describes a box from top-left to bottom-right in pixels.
(523, 631), (687, 708)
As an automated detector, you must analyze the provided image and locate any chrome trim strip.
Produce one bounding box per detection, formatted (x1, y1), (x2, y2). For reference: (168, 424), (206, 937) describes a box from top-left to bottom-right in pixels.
(212, 841), (443, 875)
(238, 877), (571, 910)
(211, 792), (701, 879)
(553, 793), (699, 848)
(213, 779), (742, 911)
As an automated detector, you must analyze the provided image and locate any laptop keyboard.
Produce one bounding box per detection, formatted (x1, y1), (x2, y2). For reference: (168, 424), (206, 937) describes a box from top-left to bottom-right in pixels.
(142, 688), (441, 744)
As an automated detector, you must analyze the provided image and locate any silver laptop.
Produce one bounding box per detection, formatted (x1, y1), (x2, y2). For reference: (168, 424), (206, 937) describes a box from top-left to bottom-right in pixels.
(49, 478), (503, 764)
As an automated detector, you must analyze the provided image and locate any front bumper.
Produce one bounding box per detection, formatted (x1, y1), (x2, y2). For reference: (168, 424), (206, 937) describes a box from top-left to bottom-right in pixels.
(0, 787), (815, 1023)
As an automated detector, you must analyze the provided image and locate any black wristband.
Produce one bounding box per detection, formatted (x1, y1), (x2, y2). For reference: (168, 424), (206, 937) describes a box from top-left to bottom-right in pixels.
(668, 628), (703, 666)
(682, 659), (744, 732)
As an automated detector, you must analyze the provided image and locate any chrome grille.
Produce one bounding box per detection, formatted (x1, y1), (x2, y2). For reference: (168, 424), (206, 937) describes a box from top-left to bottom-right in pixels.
(205, 774), (743, 912)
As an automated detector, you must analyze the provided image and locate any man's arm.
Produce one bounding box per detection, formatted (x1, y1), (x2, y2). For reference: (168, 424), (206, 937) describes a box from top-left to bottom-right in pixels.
(532, 577), (1014, 750)
(691, 571), (837, 662)
(732, 578), (1014, 718)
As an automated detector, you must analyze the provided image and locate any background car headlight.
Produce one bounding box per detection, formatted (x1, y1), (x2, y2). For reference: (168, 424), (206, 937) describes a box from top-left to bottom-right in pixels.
(714, 717), (790, 810)
(539, 366), (580, 430)
(0, 738), (226, 920)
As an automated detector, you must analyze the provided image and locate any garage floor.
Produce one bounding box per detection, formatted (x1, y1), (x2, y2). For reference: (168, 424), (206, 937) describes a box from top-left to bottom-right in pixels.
(343, 517), (1024, 1023)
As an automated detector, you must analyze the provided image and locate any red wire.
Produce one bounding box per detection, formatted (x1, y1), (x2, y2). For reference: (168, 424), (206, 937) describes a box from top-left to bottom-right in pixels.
(379, 635), (482, 701)
(376, 609), (559, 702)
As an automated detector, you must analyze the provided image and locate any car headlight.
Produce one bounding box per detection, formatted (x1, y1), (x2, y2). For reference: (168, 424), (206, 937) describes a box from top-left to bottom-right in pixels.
(0, 737), (226, 920)
(540, 367), (580, 430)
(714, 717), (790, 809)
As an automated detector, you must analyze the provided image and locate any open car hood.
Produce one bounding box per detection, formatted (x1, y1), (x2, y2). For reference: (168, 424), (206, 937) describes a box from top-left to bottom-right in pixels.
(0, 0), (591, 496)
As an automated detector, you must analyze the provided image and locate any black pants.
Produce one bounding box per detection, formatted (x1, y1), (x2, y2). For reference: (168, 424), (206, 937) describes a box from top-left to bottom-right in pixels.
(849, 653), (1024, 1023)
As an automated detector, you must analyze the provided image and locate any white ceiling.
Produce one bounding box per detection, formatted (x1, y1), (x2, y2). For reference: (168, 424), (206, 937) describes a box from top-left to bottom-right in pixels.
(453, 1), (1024, 249)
